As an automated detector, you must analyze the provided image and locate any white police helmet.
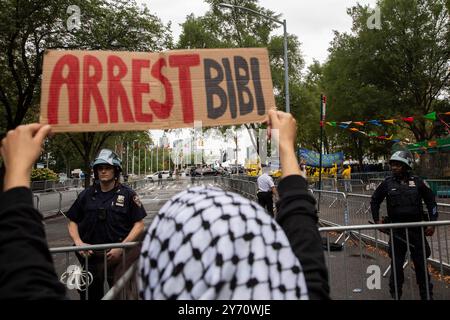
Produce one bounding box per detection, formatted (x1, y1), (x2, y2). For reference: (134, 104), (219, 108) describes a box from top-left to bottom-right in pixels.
(389, 150), (414, 169)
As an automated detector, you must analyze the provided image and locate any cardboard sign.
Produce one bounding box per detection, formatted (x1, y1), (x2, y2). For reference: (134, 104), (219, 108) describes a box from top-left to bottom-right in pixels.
(40, 48), (275, 132)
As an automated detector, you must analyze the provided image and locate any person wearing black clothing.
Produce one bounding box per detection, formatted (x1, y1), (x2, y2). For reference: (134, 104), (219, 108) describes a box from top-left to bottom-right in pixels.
(67, 149), (146, 300)
(0, 124), (66, 299)
(370, 150), (438, 300)
(268, 109), (329, 300)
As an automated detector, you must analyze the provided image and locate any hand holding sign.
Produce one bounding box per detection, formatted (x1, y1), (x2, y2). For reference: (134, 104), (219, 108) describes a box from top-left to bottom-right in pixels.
(267, 110), (301, 178)
(1, 124), (52, 191)
(40, 48), (275, 132)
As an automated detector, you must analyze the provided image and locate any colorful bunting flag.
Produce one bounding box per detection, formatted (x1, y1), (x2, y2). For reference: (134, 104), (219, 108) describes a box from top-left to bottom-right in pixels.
(424, 112), (437, 121)
(382, 119), (395, 125)
(402, 117), (414, 123)
(368, 120), (382, 126)
(353, 121), (365, 126)
(349, 128), (359, 132)
(326, 121), (337, 127)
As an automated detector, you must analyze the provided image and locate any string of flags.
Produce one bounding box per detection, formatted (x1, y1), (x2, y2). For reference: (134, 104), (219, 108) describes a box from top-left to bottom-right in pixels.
(324, 111), (450, 143)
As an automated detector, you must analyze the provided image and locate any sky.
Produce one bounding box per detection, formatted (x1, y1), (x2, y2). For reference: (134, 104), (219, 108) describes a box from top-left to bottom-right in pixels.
(141, 0), (378, 66)
(138, 0), (378, 164)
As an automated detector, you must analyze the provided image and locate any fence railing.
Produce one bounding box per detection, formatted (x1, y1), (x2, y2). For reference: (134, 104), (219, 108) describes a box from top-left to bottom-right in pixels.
(31, 178), (84, 192)
(214, 176), (258, 201)
(50, 242), (139, 300)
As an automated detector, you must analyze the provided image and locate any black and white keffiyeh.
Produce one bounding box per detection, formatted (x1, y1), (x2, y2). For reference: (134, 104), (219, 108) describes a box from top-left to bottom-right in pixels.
(138, 186), (308, 300)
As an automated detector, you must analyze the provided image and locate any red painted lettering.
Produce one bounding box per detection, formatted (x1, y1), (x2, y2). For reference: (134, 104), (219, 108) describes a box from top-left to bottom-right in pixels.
(168, 54), (200, 124)
(82, 55), (107, 123)
(150, 58), (173, 119)
(108, 56), (134, 123)
(47, 54), (80, 124)
(132, 59), (152, 123)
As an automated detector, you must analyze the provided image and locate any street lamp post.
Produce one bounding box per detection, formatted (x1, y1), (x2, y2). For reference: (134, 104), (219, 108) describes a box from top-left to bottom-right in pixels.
(218, 3), (290, 113)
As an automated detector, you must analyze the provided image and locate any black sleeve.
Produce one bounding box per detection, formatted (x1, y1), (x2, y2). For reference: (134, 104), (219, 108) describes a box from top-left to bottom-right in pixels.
(66, 189), (87, 222)
(275, 175), (330, 300)
(370, 180), (388, 222)
(128, 189), (147, 222)
(0, 187), (67, 299)
(417, 178), (439, 221)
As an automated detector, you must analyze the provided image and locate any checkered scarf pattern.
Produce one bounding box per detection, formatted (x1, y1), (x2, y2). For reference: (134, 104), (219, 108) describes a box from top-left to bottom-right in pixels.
(138, 186), (308, 300)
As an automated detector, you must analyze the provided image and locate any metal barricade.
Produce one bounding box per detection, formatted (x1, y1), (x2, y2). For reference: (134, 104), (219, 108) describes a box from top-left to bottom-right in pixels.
(312, 190), (349, 227)
(50, 242), (139, 300)
(215, 176), (258, 201)
(350, 172), (390, 183)
(336, 179), (365, 193)
(320, 221), (450, 300)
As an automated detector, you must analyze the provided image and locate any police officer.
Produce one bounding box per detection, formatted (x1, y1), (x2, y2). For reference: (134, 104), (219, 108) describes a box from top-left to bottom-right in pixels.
(370, 150), (438, 300)
(67, 149), (146, 300)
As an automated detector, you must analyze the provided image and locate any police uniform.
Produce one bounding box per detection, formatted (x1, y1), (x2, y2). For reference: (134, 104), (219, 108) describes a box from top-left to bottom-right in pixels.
(370, 174), (438, 299)
(67, 182), (146, 299)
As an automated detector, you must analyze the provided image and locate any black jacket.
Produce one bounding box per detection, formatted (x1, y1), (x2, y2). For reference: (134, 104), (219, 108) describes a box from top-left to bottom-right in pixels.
(276, 175), (330, 300)
(0, 187), (66, 299)
(370, 174), (438, 223)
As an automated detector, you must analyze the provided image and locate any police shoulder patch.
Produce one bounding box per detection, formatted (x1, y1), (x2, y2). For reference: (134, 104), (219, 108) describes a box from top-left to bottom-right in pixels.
(133, 195), (142, 207)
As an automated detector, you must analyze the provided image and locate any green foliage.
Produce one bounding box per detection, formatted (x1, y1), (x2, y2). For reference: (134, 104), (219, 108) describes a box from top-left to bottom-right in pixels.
(0, 0), (173, 187)
(322, 0), (450, 144)
(31, 168), (58, 181)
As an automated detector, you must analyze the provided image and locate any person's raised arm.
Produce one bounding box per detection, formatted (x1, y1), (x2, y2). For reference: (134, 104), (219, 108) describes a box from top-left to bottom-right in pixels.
(0, 124), (66, 299)
(268, 110), (329, 300)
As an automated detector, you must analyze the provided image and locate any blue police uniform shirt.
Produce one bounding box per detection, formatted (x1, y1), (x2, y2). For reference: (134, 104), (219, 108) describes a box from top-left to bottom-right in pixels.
(67, 183), (147, 244)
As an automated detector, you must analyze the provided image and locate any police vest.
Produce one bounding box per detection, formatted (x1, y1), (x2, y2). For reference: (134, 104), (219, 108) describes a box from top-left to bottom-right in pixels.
(385, 176), (423, 222)
(78, 183), (135, 244)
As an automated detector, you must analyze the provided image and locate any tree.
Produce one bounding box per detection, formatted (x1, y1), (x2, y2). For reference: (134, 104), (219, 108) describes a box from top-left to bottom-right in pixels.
(0, 0), (70, 134)
(323, 0), (450, 144)
(0, 0), (173, 186)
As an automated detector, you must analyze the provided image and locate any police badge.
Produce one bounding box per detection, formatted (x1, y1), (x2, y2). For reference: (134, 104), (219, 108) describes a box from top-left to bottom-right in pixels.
(116, 195), (125, 207)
